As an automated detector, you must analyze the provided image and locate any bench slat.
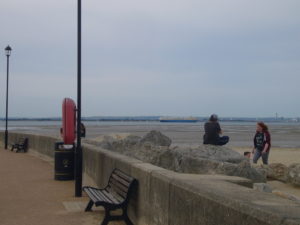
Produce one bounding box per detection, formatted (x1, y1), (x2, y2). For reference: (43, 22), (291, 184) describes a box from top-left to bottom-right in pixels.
(108, 185), (127, 200)
(111, 174), (131, 188)
(97, 190), (120, 204)
(106, 186), (126, 202)
(85, 187), (120, 205)
(109, 179), (128, 197)
(102, 189), (123, 204)
(85, 188), (110, 203)
(114, 169), (134, 183)
(108, 175), (131, 200)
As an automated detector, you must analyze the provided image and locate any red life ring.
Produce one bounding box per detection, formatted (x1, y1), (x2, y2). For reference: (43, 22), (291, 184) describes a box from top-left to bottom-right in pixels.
(62, 98), (76, 144)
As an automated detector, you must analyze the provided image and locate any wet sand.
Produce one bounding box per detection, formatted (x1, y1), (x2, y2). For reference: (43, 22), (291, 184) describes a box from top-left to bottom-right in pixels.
(13, 121), (300, 148)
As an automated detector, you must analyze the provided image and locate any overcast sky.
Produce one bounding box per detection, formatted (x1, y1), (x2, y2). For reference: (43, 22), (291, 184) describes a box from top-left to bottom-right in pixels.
(0, 0), (300, 118)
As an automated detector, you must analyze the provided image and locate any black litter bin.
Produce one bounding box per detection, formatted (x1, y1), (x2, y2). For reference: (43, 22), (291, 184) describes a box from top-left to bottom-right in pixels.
(54, 142), (74, 180)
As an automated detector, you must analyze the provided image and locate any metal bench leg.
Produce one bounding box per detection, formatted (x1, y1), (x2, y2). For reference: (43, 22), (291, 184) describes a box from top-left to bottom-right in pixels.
(124, 214), (133, 225)
(16, 147), (22, 153)
(101, 208), (110, 225)
(20, 146), (25, 153)
(85, 200), (94, 212)
(123, 207), (133, 225)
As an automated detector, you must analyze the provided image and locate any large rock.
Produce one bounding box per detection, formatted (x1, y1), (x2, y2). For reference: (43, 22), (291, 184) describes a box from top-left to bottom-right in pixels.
(94, 135), (141, 153)
(217, 160), (266, 183)
(154, 146), (265, 182)
(91, 131), (266, 182)
(95, 131), (171, 152)
(253, 183), (273, 193)
(180, 156), (220, 174)
(175, 145), (245, 164)
(139, 130), (172, 147)
(149, 145), (247, 172)
(287, 163), (300, 187)
(267, 163), (288, 182)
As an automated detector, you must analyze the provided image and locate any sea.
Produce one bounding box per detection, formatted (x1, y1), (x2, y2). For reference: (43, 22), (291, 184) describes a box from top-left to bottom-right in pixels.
(0, 120), (299, 148)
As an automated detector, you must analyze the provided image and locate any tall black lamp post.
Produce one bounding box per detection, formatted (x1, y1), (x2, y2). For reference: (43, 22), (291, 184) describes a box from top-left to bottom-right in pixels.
(75, 0), (83, 197)
(4, 45), (12, 150)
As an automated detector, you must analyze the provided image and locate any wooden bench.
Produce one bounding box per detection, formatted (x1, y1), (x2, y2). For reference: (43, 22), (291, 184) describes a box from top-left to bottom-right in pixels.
(11, 137), (28, 153)
(83, 169), (137, 225)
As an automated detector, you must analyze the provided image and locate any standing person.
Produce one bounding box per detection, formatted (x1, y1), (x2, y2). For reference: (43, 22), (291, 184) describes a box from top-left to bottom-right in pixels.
(80, 122), (86, 138)
(203, 114), (229, 146)
(252, 122), (271, 165)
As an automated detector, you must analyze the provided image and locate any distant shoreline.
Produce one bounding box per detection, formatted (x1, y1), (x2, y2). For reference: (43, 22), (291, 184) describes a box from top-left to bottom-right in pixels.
(1, 120), (300, 148)
(0, 116), (299, 123)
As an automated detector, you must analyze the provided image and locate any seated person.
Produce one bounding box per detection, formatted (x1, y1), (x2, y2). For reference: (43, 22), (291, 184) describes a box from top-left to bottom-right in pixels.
(203, 114), (229, 146)
(244, 151), (251, 159)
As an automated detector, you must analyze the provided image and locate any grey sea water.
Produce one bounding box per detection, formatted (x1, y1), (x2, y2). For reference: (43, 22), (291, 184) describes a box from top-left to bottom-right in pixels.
(0, 120), (299, 148)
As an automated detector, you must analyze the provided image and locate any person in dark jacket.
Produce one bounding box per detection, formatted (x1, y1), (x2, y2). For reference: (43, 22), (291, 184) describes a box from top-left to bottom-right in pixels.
(203, 114), (229, 146)
(252, 122), (271, 165)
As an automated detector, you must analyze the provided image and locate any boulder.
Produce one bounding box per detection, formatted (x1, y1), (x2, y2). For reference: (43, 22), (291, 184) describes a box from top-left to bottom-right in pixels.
(287, 163), (300, 187)
(95, 135), (141, 153)
(253, 183), (273, 193)
(93, 131), (266, 182)
(123, 135), (142, 146)
(267, 163), (288, 182)
(176, 145), (245, 164)
(254, 166), (268, 180)
(154, 145), (246, 172)
(179, 156), (220, 174)
(154, 149), (183, 171)
(139, 130), (172, 147)
(216, 160), (266, 183)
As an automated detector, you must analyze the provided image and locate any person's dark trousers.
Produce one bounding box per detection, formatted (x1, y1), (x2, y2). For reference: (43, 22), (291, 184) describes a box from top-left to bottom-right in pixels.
(216, 136), (229, 146)
(253, 149), (269, 165)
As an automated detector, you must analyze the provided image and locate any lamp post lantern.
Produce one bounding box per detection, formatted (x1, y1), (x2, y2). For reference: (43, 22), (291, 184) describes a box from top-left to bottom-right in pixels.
(4, 45), (12, 150)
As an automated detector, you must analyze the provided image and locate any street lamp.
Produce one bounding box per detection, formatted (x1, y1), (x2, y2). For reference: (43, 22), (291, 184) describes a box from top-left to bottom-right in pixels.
(75, 0), (83, 197)
(4, 45), (12, 150)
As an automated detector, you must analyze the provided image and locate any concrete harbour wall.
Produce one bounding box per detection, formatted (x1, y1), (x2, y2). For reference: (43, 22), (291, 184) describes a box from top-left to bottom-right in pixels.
(1, 132), (300, 225)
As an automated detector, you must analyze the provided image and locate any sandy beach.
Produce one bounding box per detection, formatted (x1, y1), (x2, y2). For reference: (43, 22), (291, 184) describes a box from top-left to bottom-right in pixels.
(232, 147), (300, 166)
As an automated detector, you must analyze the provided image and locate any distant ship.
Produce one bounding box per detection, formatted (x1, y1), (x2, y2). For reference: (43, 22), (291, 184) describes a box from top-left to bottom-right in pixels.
(159, 117), (198, 123)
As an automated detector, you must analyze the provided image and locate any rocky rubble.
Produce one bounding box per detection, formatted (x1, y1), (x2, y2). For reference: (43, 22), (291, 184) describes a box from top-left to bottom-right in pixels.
(255, 162), (300, 187)
(266, 163), (289, 182)
(287, 163), (300, 186)
(87, 130), (266, 183)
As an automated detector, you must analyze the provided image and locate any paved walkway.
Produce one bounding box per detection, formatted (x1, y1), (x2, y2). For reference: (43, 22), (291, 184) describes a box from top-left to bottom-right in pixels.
(0, 148), (123, 225)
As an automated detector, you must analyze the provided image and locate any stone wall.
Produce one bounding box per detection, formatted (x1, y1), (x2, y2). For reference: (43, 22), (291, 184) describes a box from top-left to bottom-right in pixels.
(1, 131), (299, 225)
